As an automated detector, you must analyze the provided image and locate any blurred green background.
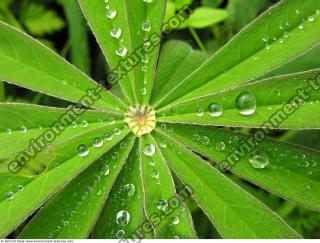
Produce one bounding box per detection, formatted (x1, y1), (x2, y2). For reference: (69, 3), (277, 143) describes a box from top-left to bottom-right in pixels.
(1, 0), (320, 239)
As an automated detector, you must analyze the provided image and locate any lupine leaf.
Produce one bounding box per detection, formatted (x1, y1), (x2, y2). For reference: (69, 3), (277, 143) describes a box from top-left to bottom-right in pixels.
(0, 21), (126, 113)
(152, 129), (300, 239)
(19, 135), (135, 239)
(157, 70), (320, 129)
(153, 0), (320, 110)
(157, 123), (320, 211)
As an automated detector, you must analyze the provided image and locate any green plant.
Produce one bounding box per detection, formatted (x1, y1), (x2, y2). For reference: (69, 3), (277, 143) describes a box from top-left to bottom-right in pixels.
(0, 0), (320, 239)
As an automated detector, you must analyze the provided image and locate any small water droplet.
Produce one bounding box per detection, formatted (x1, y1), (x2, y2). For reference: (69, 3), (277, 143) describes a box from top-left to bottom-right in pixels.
(160, 140), (167, 148)
(16, 185), (24, 192)
(116, 229), (125, 239)
(249, 150), (269, 169)
(295, 9), (300, 14)
(82, 120), (88, 128)
(236, 91), (257, 116)
(110, 27), (122, 38)
(106, 8), (117, 19)
(101, 164), (110, 176)
(113, 128), (121, 136)
(298, 24), (304, 30)
(307, 16), (315, 22)
(20, 125), (27, 133)
(116, 46), (128, 57)
(143, 0), (154, 2)
(216, 142), (226, 151)
(77, 144), (89, 157)
(151, 169), (159, 179)
(124, 184), (135, 196)
(208, 102), (223, 117)
(141, 88), (147, 95)
(5, 191), (14, 200)
(157, 199), (168, 211)
(93, 138), (104, 148)
(144, 144), (155, 156)
(116, 210), (130, 226)
(172, 216), (180, 225)
(196, 107), (204, 117)
(104, 132), (113, 141)
(6, 128), (12, 134)
(142, 20), (152, 32)
(201, 136), (210, 145)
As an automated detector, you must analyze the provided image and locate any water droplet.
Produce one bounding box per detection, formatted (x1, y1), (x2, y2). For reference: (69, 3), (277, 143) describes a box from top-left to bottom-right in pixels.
(72, 121), (77, 128)
(216, 142), (226, 151)
(113, 128), (121, 136)
(77, 144), (89, 157)
(295, 9), (300, 14)
(112, 152), (119, 160)
(249, 150), (269, 169)
(172, 216), (180, 225)
(110, 27), (122, 38)
(144, 144), (155, 156)
(124, 184), (135, 196)
(141, 55), (149, 64)
(16, 185), (24, 192)
(208, 102), (223, 117)
(93, 138), (104, 148)
(157, 199), (168, 211)
(307, 16), (315, 22)
(143, 0), (154, 2)
(101, 164), (110, 176)
(116, 46), (128, 57)
(317, 9), (320, 14)
(6, 128), (12, 134)
(201, 136), (210, 145)
(109, 117), (116, 124)
(142, 20), (152, 32)
(104, 132), (113, 141)
(265, 44), (270, 50)
(160, 140), (167, 148)
(20, 125), (27, 133)
(149, 159), (155, 166)
(236, 91), (257, 116)
(82, 120), (88, 128)
(141, 88), (147, 95)
(116, 210), (130, 226)
(5, 191), (14, 200)
(283, 32), (289, 38)
(106, 8), (117, 19)
(151, 169), (159, 179)
(196, 107), (204, 117)
(116, 229), (125, 239)
(298, 24), (304, 30)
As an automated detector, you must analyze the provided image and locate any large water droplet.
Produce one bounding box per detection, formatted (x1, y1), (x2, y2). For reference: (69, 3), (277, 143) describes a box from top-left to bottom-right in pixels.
(77, 144), (89, 157)
(249, 150), (269, 169)
(116, 210), (130, 226)
(144, 144), (155, 156)
(236, 91), (257, 116)
(208, 102), (223, 117)
(124, 184), (135, 196)
(106, 8), (117, 19)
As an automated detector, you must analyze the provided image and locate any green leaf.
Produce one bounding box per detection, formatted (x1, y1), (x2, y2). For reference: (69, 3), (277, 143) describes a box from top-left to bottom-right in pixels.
(19, 135), (135, 239)
(0, 21), (126, 113)
(153, 0), (320, 109)
(157, 70), (320, 129)
(139, 135), (196, 238)
(0, 103), (122, 159)
(157, 123), (320, 212)
(58, 0), (90, 74)
(152, 128), (300, 239)
(92, 141), (153, 239)
(150, 40), (207, 105)
(0, 124), (130, 237)
(20, 2), (65, 36)
(180, 7), (228, 29)
(78, 0), (167, 104)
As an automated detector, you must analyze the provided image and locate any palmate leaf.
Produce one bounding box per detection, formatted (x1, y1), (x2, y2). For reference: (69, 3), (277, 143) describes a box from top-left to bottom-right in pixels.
(0, 103), (122, 159)
(0, 123), (130, 237)
(157, 123), (320, 211)
(157, 69), (320, 129)
(78, 0), (166, 104)
(0, 21), (126, 113)
(151, 0), (320, 109)
(19, 135), (135, 239)
(152, 129), (300, 239)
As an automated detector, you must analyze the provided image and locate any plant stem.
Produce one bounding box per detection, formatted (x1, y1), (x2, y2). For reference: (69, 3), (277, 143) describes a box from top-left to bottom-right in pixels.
(189, 27), (206, 52)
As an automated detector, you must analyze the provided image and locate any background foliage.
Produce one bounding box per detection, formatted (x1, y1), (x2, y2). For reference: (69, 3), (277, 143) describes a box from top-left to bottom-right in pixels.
(1, 0), (320, 238)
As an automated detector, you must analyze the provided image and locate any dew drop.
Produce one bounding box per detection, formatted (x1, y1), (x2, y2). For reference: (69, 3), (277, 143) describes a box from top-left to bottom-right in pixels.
(6, 128), (12, 134)
(249, 150), (269, 169)
(160, 140), (167, 148)
(77, 144), (89, 157)
(142, 20), (152, 32)
(172, 216), (180, 225)
(144, 144), (155, 156)
(143, 0), (154, 2)
(116, 210), (130, 226)
(196, 107), (204, 117)
(157, 199), (169, 211)
(216, 142), (226, 151)
(208, 102), (223, 117)
(82, 120), (88, 128)
(124, 184), (135, 196)
(113, 128), (121, 136)
(5, 191), (14, 200)
(151, 169), (159, 179)
(116, 46), (128, 57)
(101, 164), (110, 176)
(17, 185), (24, 192)
(110, 27), (122, 38)
(201, 136), (210, 145)
(20, 125), (27, 133)
(298, 24), (304, 30)
(116, 230), (125, 239)
(235, 91), (257, 116)
(109, 117), (116, 124)
(106, 8), (117, 19)
(104, 132), (113, 141)
(93, 138), (104, 148)
(307, 16), (315, 22)
(141, 88), (147, 95)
